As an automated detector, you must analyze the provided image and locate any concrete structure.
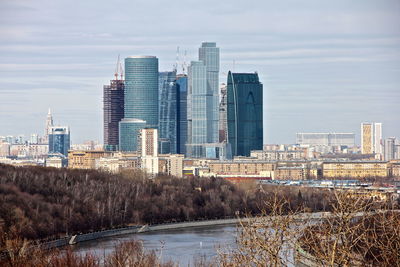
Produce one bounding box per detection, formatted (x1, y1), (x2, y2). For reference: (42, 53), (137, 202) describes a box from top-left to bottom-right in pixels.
(227, 72), (263, 157)
(120, 56), (158, 152)
(361, 122), (383, 156)
(139, 128), (159, 175)
(322, 161), (388, 178)
(186, 42), (220, 158)
(209, 161), (276, 176)
(48, 126), (70, 157)
(158, 154), (184, 178)
(68, 150), (112, 169)
(43, 108), (53, 144)
(158, 71), (178, 154)
(384, 137), (396, 161)
(10, 144), (48, 158)
(219, 83), (227, 143)
(96, 157), (140, 173)
(46, 155), (67, 168)
(275, 167), (307, 180)
(296, 133), (355, 147)
(103, 79), (124, 151)
(250, 150), (306, 161)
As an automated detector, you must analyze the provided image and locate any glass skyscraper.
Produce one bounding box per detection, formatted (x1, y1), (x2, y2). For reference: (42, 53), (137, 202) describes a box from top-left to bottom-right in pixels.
(227, 72), (263, 157)
(158, 71), (177, 154)
(103, 79), (124, 151)
(48, 126), (70, 156)
(187, 42), (220, 158)
(119, 56), (158, 152)
(176, 74), (188, 155)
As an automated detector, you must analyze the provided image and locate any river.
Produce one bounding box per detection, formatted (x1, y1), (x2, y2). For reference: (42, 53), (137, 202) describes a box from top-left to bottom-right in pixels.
(73, 225), (237, 266)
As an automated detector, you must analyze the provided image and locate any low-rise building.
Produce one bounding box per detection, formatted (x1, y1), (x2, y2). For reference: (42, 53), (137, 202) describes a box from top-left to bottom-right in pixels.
(322, 161), (388, 178)
(96, 157), (140, 173)
(68, 150), (112, 169)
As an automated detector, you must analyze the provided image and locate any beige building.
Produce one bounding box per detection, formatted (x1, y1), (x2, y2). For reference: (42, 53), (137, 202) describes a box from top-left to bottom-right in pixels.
(361, 123), (374, 154)
(274, 167), (307, 180)
(68, 150), (112, 169)
(209, 161), (276, 176)
(96, 157), (140, 173)
(250, 150), (306, 161)
(322, 161), (388, 178)
(158, 154), (184, 178)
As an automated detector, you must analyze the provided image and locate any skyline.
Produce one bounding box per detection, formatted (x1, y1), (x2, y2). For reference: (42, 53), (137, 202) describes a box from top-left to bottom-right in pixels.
(1, 0), (400, 144)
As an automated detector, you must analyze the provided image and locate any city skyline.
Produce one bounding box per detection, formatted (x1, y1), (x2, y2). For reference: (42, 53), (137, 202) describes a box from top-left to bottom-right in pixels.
(1, 0), (399, 144)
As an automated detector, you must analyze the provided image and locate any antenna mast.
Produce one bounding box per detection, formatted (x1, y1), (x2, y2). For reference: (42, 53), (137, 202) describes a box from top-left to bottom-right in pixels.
(173, 46), (179, 72)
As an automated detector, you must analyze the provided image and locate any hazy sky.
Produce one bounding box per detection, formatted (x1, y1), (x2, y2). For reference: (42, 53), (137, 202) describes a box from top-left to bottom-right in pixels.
(0, 0), (399, 144)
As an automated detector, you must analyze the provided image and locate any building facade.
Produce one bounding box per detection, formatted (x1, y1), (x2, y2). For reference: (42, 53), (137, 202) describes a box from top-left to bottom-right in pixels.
(296, 133), (355, 147)
(103, 79), (124, 151)
(322, 161), (388, 178)
(384, 137), (396, 161)
(48, 126), (70, 156)
(176, 74), (188, 155)
(120, 56), (159, 152)
(227, 72), (263, 157)
(186, 42), (220, 158)
(361, 122), (383, 155)
(158, 71), (177, 154)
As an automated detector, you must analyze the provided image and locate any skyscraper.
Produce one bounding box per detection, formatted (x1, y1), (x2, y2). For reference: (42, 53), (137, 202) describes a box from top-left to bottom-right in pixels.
(227, 72), (263, 157)
(384, 137), (396, 161)
(44, 108), (53, 144)
(219, 83), (227, 143)
(119, 56), (159, 152)
(176, 74), (188, 155)
(103, 79), (124, 151)
(186, 42), (220, 158)
(158, 71), (177, 154)
(361, 122), (383, 155)
(198, 42), (219, 143)
(48, 126), (70, 156)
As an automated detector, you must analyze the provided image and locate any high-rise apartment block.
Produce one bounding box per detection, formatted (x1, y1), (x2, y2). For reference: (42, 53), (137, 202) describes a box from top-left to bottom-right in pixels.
(159, 71), (178, 154)
(48, 126), (70, 156)
(186, 42), (220, 158)
(138, 128), (159, 175)
(119, 56), (159, 152)
(227, 72), (263, 157)
(384, 137), (396, 161)
(361, 122), (383, 155)
(103, 79), (124, 151)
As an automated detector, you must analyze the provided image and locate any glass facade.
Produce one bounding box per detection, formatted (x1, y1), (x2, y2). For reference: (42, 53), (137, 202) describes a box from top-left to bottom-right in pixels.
(119, 119), (147, 152)
(227, 72), (263, 157)
(176, 74), (188, 155)
(120, 56), (158, 152)
(199, 42), (219, 143)
(48, 126), (70, 156)
(103, 79), (124, 151)
(158, 71), (177, 154)
(186, 42), (220, 158)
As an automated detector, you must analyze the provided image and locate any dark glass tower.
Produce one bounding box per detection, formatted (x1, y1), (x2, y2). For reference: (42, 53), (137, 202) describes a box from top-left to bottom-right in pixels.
(103, 79), (124, 151)
(176, 74), (188, 155)
(227, 72), (263, 156)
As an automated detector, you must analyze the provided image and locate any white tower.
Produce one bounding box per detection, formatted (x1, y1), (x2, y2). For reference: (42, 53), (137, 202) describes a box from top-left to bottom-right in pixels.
(44, 108), (53, 144)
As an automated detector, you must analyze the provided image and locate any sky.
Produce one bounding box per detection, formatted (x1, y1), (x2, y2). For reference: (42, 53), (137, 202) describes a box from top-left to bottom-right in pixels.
(0, 0), (399, 144)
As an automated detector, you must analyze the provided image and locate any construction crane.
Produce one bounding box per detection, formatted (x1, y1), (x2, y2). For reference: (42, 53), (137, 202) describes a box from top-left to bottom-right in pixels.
(114, 55), (124, 80)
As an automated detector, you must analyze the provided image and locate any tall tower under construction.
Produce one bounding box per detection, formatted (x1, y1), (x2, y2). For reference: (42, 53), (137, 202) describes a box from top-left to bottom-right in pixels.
(103, 58), (124, 151)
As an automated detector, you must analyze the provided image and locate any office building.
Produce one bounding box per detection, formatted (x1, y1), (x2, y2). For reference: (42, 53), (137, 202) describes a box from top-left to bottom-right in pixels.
(322, 161), (388, 178)
(159, 71), (178, 154)
(48, 126), (70, 156)
(361, 122), (383, 155)
(296, 133), (355, 147)
(104, 79), (124, 151)
(119, 56), (158, 152)
(176, 74), (188, 155)
(227, 72), (263, 157)
(186, 42), (220, 158)
(384, 137), (396, 161)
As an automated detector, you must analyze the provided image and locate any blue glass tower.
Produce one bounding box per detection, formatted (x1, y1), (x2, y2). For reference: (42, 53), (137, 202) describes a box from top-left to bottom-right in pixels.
(186, 42), (220, 158)
(176, 74), (188, 155)
(48, 126), (70, 156)
(158, 71), (177, 154)
(227, 72), (263, 156)
(119, 56), (159, 152)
